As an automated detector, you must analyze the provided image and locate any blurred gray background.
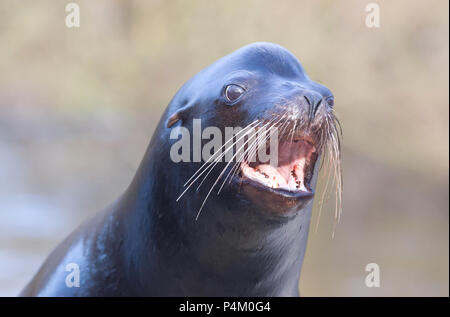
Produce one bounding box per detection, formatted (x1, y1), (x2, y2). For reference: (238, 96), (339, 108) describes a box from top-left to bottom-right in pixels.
(0, 0), (448, 296)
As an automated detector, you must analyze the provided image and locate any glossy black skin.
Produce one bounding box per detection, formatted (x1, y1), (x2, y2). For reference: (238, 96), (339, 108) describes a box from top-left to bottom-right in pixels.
(20, 42), (333, 296)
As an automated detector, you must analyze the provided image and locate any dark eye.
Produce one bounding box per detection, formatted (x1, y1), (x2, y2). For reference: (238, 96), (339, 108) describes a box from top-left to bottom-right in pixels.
(225, 84), (245, 103)
(326, 97), (334, 107)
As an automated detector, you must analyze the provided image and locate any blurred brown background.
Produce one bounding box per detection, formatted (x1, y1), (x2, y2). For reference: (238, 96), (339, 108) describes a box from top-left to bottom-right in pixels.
(0, 0), (448, 296)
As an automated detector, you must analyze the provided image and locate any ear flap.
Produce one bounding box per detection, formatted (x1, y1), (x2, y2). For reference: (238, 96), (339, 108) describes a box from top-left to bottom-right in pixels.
(166, 103), (193, 128)
(166, 111), (182, 128)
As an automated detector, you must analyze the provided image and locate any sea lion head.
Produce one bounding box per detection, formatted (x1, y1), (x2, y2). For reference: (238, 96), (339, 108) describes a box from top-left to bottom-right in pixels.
(159, 42), (341, 219)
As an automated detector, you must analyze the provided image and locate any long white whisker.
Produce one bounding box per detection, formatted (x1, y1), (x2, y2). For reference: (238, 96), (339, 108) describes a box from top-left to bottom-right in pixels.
(196, 114), (288, 219)
(176, 121), (259, 202)
(182, 120), (259, 187)
(218, 113), (283, 193)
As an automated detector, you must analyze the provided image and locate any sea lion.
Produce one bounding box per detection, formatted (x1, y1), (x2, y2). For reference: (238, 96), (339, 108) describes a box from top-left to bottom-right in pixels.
(20, 42), (341, 296)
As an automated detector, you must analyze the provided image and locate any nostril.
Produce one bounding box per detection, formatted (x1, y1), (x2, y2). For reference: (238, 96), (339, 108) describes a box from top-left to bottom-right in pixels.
(314, 99), (324, 116)
(303, 92), (322, 107)
(312, 99), (324, 117)
(303, 95), (311, 106)
(302, 92), (323, 119)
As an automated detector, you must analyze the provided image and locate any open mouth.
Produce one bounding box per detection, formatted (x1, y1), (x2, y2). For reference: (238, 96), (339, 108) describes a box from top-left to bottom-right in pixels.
(239, 138), (318, 198)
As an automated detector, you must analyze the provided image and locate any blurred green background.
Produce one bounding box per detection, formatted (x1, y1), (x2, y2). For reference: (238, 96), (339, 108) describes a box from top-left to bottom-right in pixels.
(0, 0), (448, 296)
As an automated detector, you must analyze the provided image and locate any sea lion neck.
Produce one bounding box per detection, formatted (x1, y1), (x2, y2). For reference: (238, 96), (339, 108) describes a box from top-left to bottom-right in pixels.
(117, 141), (312, 296)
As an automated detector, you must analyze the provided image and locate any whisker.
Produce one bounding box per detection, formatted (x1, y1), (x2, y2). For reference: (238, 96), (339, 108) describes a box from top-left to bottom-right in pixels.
(196, 113), (288, 220)
(176, 120), (259, 202)
(289, 119), (297, 145)
(220, 113), (285, 190)
(182, 120), (259, 187)
(312, 108), (343, 238)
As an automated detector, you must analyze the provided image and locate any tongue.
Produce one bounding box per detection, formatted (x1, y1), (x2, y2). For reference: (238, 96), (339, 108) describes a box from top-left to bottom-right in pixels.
(242, 139), (316, 191)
